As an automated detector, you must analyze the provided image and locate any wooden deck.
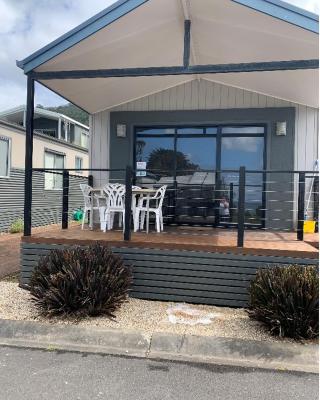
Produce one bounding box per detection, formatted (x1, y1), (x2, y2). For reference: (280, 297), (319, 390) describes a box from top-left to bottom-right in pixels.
(22, 225), (319, 259)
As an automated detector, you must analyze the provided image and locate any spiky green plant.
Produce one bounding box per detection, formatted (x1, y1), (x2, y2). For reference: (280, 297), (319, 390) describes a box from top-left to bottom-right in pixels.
(29, 244), (132, 318)
(9, 218), (24, 233)
(248, 265), (318, 339)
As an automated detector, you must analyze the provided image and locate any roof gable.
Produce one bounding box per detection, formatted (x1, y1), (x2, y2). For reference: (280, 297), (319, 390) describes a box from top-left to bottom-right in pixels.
(17, 0), (318, 74)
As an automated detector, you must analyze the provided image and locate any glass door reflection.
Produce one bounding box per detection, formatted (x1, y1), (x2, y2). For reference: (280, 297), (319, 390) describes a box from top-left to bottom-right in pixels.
(220, 135), (265, 227)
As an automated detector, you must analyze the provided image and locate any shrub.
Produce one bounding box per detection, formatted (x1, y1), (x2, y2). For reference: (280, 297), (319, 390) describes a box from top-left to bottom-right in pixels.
(9, 218), (24, 233)
(29, 244), (132, 318)
(248, 265), (318, 339)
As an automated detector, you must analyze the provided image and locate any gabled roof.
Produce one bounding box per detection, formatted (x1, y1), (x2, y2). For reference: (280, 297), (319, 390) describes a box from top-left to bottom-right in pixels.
(16, 0), (319, 112)
(17, 0), (318, 73)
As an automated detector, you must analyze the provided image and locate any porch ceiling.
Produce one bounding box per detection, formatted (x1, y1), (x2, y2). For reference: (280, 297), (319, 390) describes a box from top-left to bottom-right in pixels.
(18, 0), (319, 112)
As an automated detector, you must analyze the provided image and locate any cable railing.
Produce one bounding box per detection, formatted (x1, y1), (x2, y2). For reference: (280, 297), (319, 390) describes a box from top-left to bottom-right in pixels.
(24, 166), (319, 248)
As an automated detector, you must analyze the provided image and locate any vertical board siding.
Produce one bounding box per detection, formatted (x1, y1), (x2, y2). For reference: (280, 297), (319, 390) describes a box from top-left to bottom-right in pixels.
(90, 110), (111, 188)
(20, 243), (317, 307)
(108, 79), (318, 173)
(0, 168), (86, 232)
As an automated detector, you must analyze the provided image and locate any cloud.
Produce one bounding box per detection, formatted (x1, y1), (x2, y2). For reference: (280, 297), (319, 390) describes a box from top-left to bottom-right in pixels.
(222, 137), (260, 153)
(0, 0), (317, 112)
(286, 0), (319, 13)
(0, 0), (115, 111)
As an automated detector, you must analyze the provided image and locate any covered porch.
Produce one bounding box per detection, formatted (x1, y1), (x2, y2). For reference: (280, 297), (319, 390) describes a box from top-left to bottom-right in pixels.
(17, 0), (319, 305)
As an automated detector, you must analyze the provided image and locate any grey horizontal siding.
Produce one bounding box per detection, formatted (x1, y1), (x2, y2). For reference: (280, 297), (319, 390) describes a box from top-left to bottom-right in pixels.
(20, 243), (316, 308)
(0, 168), (87, 232)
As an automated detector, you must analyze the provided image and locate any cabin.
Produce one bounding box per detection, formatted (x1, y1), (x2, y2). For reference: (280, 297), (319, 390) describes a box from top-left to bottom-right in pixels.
(16, 0), (319, 306)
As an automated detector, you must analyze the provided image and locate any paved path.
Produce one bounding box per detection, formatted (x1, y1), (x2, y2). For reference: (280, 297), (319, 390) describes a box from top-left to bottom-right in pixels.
(0, 346), (317, 400)
(0, 234), (20, 278)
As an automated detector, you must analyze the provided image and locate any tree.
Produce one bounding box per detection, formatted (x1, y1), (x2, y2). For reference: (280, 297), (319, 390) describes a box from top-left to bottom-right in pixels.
(147, 148), (199, 175)
(45, 103), (89, 125)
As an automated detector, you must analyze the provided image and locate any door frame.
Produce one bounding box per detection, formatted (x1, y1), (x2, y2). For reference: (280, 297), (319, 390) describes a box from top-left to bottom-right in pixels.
(134, 123), (267, 228)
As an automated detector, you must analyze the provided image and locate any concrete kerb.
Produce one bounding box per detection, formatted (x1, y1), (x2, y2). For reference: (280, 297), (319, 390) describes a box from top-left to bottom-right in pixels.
(0, 319), (318, 374)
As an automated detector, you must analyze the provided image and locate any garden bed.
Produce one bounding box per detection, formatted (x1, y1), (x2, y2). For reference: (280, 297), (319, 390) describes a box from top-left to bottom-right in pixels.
(0, 280), (302, 343)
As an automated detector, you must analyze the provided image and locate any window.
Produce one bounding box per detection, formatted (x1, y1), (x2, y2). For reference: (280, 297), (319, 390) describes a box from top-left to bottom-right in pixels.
(221, 126), (265, 134)
(44, 151), (65, 190)
(135, 125), (266, 226)
(75, 156), (83, 173)
(80, 132), (89, 148)
(0, 137), (10, 177)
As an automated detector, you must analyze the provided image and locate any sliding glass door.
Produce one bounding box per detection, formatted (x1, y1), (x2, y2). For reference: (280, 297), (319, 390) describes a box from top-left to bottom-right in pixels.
(135, 124), (265, 227)
(220, 127), (265, 226)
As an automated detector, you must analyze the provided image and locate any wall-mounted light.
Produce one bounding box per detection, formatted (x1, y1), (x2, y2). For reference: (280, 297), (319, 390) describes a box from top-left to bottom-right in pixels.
(116, 124), (127, 138)
(275, 121), (287, 136)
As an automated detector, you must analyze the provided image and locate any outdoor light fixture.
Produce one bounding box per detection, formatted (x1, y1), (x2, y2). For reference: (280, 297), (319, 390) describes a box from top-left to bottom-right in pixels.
(275, 121), (287, 136)
(116, 124), (127, 137)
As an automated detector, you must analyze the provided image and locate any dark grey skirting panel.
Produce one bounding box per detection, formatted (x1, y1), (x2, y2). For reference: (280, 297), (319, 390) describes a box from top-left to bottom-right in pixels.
(20, 243), (316, 308)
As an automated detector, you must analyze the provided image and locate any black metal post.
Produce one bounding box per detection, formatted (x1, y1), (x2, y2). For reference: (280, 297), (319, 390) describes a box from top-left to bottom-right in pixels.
(214, 171), (221, 227)
(87, 174), (93, 227)
(124, 165), (133, 241)
(183, 20), (191, 68)
(62, 170), (69, 229)
(23, 75), (35, 236)
(88, 174), (93, 187)
(237, 166), (246, 247)
(297, 172), (305, 241)
(229, 182), (234, 222)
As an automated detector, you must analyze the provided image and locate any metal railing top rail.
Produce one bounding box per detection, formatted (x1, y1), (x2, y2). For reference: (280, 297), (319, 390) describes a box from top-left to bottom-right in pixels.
(31, 167), (319, 174)
(32, 167), (126, 172)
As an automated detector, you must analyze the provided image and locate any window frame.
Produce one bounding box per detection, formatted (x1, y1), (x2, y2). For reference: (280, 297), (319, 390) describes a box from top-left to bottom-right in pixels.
(134, 123), (267, 228)
(75, 155), (83, 173)
(0, 135), (11, 178)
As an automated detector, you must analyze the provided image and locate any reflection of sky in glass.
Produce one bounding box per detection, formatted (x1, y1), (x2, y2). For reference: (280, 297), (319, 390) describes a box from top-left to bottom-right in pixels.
(222, 127), (264, 134)
(177, 137), (216, 170)
(221, 137), (264, 169)
(221, 137), (264, 206)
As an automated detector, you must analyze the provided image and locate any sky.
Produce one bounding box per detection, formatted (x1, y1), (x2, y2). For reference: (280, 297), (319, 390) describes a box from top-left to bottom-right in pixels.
(0, 0), (318, 112)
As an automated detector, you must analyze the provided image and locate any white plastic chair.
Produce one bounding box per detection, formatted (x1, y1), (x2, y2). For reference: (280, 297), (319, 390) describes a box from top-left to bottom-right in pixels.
(80, 184), (101, 229)
(102, 184), (126, 231)
(135, 185), (167, 233)
(132, 185), (141, 231)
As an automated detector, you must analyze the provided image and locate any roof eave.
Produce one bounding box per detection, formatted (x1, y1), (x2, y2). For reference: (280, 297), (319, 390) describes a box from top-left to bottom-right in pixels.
(231, 0), (319, 34)
(16, 0), (150, 74)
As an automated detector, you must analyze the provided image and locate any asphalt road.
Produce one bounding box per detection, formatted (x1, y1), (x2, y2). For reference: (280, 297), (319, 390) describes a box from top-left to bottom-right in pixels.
(0, 346), (317, 400)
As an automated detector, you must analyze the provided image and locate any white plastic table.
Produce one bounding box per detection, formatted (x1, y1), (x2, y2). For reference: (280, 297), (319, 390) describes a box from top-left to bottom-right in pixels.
(91, 186), (157, 233)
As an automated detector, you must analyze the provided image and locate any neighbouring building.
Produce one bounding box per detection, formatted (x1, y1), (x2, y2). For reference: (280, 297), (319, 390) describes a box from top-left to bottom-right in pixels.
(0, 116), (89, 232)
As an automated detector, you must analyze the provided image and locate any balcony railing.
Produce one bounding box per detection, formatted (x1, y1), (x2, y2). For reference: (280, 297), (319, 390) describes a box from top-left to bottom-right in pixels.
(26, 166), (319, 247)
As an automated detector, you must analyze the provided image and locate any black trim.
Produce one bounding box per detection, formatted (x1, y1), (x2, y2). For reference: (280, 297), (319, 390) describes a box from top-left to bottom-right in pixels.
(23, 76), (34, 236)
(30, 59), (319, 80)
(183, 20), (191, 68)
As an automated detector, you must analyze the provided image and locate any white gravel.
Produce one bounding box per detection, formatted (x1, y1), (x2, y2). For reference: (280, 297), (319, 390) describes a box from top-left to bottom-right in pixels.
(0, 281), (288, 342)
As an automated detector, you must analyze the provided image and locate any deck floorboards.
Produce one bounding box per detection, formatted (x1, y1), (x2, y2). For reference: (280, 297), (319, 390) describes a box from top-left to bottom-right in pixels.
(22, 225), (318, 259)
